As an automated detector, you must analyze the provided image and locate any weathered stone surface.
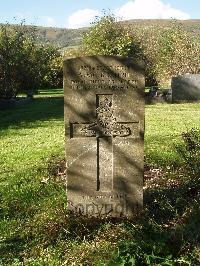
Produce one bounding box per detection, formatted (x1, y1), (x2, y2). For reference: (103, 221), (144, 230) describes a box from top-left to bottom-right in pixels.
(172, 74), (200, 103)
(64, 56), (145, 218)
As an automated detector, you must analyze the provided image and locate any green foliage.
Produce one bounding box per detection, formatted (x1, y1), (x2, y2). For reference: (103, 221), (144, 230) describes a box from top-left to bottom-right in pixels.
(109, 241), (175, 265)
(0, 23), (62, 99)
(176, 128), (200, 183)
(82, 17), (200, 86)
(108, 227), (197, 266)
(2, 20), (200, 50)
(81, 16), (200, 86)
(136, 20), (200, 85)
(39, 46), (63, 89)
(155, 20), (200, 82)
(82, 15), (141, 57)
(63, 46), (85, 58)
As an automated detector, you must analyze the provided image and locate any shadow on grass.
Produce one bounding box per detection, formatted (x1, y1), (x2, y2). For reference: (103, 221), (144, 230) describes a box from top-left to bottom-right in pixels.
(0, 97), (64, 131)
(1, 175), (200, 265)
(108, 181), (200, 265)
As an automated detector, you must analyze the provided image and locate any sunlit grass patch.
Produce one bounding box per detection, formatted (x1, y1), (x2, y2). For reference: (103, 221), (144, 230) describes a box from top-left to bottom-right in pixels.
(145, 103), (200, 167)
(35, 88), (63, 97)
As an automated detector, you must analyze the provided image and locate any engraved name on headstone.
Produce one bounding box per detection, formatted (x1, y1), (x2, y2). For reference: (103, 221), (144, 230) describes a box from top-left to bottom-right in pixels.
(64, 56), (145, 218)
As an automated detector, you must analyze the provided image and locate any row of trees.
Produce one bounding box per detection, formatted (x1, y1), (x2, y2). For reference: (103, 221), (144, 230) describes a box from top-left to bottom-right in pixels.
(1, 16), (199, 99)
(65, 15), (200, 87)
(0, 23), (62, 99)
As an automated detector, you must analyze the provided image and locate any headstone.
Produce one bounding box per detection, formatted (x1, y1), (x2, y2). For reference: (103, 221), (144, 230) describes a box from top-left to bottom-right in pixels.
(172, 74), (200, 103)
(64, 56), (145, 218)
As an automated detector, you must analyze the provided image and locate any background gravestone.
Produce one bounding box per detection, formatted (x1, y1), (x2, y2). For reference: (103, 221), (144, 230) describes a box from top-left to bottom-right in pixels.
(64, 56), (145, 218)
(172, 74), (200, 103)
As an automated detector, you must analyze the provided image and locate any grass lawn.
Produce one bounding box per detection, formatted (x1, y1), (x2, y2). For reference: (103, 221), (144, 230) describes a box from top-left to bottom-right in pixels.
(0, 89), (199, 265)
(145, 102), (200, 167)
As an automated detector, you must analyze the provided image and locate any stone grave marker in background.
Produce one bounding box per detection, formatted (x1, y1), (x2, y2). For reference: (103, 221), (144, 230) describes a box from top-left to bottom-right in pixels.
(64, 56), (145, 218)
(172, 74), (200, 103)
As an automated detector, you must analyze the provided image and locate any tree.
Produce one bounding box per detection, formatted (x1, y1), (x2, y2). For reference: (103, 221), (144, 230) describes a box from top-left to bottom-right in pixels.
(134, 20), (200, 86)
(67, 16), (200, 87)
(0, 23), (62, 99)
(80, 15), (158, 86)
(42, 51), (63, 88)
(155, 20), (200, 82)
(81, 15), (141, 58)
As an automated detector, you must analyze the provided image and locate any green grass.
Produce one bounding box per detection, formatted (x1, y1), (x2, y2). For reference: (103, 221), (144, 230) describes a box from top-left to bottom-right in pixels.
(18, 88), (63, 98)
(35, 88), (64, 97)
(145, 103), (200, 167)
(0, 92), (66, 264)
(0, 89), (200, 265)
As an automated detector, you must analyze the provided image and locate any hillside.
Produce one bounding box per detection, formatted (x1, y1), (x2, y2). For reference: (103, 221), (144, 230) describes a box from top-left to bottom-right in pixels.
(0, 23), (88, 49)
(122, 19), (200, 34)
(1, 19), (200, 49)
(34, 26), (88, 48)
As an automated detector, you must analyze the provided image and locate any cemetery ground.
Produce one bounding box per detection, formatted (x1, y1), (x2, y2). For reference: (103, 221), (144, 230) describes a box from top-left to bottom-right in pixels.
(0, 89), (199, 265)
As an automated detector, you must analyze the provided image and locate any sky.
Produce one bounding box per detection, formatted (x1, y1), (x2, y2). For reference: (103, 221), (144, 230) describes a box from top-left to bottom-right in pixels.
(0, 0), (199, 29)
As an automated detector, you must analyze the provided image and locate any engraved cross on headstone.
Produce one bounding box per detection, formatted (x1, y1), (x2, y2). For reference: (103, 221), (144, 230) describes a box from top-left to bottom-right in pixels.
(70, 94), (139, 192)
